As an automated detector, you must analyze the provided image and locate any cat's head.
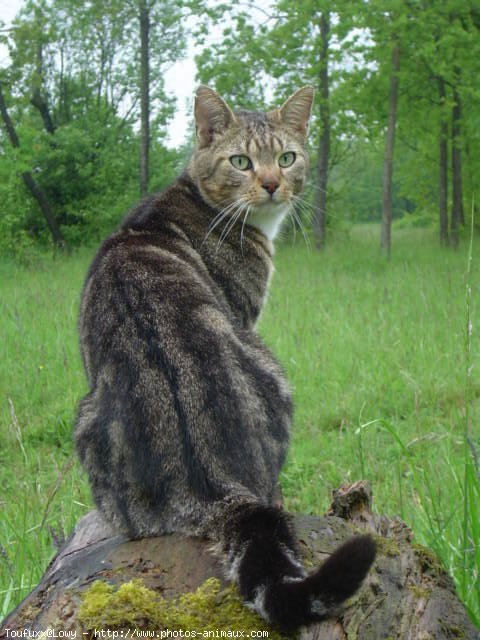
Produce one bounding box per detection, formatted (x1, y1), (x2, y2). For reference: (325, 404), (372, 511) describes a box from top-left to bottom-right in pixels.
(188, 86), (314, 240)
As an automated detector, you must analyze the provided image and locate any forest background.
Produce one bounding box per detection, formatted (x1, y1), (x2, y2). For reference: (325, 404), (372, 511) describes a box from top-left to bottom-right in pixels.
(0, 0), (479, 630)
(1, 0), (480, 253)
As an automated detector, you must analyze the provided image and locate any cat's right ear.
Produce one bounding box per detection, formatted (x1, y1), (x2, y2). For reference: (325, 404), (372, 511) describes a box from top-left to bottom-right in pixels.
(194, 86), (237, 148)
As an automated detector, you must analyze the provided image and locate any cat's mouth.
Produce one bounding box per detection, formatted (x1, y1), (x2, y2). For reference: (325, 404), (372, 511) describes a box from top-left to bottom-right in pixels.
(252, 191), (289, 208)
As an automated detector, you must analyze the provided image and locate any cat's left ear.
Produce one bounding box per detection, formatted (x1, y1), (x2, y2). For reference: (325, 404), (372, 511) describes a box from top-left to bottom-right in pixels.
(194, 86), (237, 148)
(270, 86), (315, 140)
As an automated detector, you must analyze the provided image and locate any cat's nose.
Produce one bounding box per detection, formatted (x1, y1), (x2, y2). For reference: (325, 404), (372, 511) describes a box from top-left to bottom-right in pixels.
(262, 180), (279, 195)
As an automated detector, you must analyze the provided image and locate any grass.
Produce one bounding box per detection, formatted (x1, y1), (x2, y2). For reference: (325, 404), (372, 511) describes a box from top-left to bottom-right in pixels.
(0, 225), (479, 626)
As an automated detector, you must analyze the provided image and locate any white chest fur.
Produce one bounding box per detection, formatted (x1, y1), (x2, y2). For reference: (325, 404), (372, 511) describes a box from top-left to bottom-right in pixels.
(246, 202), (290, 241)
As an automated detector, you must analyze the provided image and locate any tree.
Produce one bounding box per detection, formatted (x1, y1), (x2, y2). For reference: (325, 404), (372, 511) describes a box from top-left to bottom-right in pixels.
(0, 81), (66, 249)
(0, 0), (187, 250)
(450, 81), (463, 247)
(139, 0), (150, 196)
(438, 78), (449, 245)
(381, 42), (400, 258)
(313, 12), (330, 250)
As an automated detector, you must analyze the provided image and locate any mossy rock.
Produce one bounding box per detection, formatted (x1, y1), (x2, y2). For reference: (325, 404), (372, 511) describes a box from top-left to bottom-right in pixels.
(78, 578), (290, 639)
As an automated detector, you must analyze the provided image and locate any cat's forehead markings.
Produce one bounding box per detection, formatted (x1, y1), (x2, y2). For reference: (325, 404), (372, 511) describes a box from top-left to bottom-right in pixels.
(246, 137), (261, 155)
(243, 131), (284, 162)
(271, 134), (283, 153)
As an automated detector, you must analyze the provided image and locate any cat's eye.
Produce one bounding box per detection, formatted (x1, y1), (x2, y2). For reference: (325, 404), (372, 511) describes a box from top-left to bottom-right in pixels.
(230, 155), (253, 171)
(278, 152), (296, 168)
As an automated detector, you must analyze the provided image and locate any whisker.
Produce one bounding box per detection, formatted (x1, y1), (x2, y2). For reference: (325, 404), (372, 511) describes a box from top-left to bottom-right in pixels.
(290, 194), (314, 217)
(202, 198), (247, 246)
(216, 202), (248, 253)
(289, 209), (298, 244)
(294, 193), (341, 222)
(290, 196), (316, 229)
(288, 202), (311, 250)
(240, 205), (251, 256)
(219, 206), (246, 252)
(209, 200), (241, 230)
(304, 182), (328, 195)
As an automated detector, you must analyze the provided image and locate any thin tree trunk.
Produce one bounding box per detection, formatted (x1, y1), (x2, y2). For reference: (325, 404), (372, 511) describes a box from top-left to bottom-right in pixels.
(139, 0), (150, 196)
(0, 84), (66, 250)
(381, 44), (400, 258)
(31, 42), (56, 134)
(31, 91), (56, 134)
(59, 47), (70, 124)
(0, 85), (20, 147)
(450, 85), (464, 246)
(438, 78), (448, 246)
(20, 172), (66, 249)
(313, 12), (330, 250)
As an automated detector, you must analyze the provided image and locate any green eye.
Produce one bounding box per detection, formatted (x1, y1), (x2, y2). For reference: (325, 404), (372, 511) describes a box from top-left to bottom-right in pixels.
(279, 152), (296, 168)
(230, 155), (252, 171)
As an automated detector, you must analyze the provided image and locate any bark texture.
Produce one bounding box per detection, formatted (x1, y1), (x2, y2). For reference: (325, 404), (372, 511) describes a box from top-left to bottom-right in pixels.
(1, 482), (478, 639)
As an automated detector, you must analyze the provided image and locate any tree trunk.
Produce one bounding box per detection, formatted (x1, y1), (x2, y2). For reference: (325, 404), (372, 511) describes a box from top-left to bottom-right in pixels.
(21, 172), (67, 249)
(31, 40), (56, 134)
(139, 0), (150, 197)
(438, 78), (449, 246)
(450, 85), (464, 247)
(31, 90), (56, 134)
(313, 12), (330, 250)
(2, 482), (478, 640)
(380, 44), (400, 258)
(59, 47), (71, 124)
(0, 83), (66, 250)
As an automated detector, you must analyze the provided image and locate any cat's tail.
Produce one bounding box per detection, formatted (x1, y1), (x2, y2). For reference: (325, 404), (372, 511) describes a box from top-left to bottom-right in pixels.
(211, 499), (376, 631)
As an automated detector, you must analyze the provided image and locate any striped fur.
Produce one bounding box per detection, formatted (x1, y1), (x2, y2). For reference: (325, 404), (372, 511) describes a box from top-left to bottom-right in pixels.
(74, 86), (375, 630)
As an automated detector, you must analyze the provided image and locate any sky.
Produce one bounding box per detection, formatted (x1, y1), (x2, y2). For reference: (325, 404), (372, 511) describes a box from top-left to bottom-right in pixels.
(0, 0), (198, 148)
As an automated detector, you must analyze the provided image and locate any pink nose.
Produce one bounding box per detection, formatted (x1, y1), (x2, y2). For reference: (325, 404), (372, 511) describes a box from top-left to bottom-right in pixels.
(262, 180), (279, 194)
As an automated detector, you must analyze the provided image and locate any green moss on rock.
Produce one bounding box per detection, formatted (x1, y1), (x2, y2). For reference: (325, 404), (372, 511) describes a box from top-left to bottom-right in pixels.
(78, 578), (293, 639)
(408, 584), (432, 599)
(412, 543), (443, 575)
(439, 620), (465, 639)
(372, 535), (401, 558)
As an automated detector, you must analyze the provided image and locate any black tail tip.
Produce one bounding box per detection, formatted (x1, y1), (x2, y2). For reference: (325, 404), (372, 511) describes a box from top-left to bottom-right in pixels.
(265, 535), (377, 631)
(308, 533), (377, 605)
(340, 534), (377, 572)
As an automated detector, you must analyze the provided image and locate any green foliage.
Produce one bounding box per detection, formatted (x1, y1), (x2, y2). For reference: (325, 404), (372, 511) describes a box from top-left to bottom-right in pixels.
(0, 0), (188, 254)
(2, 0), (480, 247)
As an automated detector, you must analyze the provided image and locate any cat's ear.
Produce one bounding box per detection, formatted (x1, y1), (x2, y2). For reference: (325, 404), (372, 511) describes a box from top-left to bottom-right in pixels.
(194, 86), (237, 148)
(270, 86), (315, 139)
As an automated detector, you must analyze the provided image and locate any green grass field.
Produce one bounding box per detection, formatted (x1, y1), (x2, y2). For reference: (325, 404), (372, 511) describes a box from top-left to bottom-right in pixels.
(1, 225), (479, 626)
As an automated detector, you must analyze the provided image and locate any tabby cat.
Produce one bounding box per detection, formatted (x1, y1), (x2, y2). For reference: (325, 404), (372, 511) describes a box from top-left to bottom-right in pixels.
(74, 86), (376, 631)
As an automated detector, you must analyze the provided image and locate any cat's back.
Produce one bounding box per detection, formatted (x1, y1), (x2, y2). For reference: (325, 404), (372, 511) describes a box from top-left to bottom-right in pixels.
(84, 176), (209, 281)
(78, 179), (225, 382)
(78, 176), (273, 386)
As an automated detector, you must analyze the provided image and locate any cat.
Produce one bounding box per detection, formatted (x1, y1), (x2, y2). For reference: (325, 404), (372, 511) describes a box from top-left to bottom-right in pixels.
(74, 85), (376, 631)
